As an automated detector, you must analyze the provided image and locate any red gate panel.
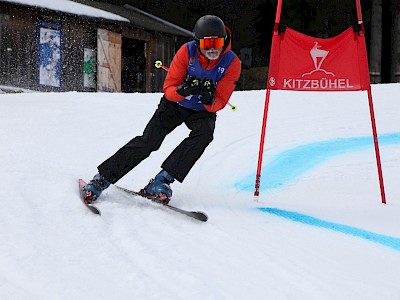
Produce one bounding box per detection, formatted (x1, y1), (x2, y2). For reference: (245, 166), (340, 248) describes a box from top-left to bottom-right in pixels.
(267, 26), (370, 91)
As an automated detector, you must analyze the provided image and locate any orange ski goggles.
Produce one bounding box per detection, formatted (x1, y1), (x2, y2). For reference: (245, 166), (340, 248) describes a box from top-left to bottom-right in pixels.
(198, 36), (225, 50)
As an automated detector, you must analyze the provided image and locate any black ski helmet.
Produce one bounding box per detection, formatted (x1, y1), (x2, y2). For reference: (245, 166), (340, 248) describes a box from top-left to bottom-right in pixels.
(193, 15), (226, 39)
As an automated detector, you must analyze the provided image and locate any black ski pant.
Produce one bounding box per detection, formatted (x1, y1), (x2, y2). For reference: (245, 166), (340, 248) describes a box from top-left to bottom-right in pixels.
(98, 97), (216, 183)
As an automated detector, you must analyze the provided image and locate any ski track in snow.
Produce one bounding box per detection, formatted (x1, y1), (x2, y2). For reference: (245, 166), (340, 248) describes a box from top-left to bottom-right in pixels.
(0, 85), (400, 299)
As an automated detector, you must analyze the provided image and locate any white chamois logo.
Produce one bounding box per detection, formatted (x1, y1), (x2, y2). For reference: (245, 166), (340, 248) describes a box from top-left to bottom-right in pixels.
(302, 42), (335, 77)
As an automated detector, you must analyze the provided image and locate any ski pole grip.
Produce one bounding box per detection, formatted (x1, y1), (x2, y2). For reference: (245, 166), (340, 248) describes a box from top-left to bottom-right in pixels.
(155, 59), (236, 111)
(155, 60), (163, 69)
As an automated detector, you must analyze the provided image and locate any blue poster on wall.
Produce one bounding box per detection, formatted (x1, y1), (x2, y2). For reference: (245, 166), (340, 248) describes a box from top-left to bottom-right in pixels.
(37, 21), (62, 87)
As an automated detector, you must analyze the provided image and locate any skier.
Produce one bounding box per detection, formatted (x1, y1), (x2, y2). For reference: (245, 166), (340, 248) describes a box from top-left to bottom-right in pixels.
(83, 15), (241, 204)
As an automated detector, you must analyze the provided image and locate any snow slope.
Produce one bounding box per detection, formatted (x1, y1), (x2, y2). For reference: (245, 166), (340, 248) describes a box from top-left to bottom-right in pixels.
(0, 84), (399, 299)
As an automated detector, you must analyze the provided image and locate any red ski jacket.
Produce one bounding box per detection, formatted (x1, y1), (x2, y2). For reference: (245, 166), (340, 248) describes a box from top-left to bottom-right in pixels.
(163, 26), (241, 112)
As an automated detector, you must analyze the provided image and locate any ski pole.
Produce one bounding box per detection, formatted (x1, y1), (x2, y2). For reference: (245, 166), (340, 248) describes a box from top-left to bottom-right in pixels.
(154, 60), (169, 72)
(154, 60), (237, 111)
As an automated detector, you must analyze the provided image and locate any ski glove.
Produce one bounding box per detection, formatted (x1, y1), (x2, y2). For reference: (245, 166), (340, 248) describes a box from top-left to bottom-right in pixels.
(199, 79), (216, 105)
(176, 77), (200, 97)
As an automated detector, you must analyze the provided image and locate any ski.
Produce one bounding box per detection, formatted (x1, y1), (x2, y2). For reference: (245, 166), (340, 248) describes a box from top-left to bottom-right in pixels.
(115, 185), (208, 222)
(78, 179), (101, 215)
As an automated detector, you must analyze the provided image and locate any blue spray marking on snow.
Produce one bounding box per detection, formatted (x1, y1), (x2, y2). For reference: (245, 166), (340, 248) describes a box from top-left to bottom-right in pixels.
(235, 132), (400, 191)
(258, 207), (400, 251)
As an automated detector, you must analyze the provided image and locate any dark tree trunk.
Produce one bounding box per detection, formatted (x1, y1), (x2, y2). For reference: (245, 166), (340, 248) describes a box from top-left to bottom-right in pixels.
(369, 0), (383, 83)
(391, 6), (400, 82)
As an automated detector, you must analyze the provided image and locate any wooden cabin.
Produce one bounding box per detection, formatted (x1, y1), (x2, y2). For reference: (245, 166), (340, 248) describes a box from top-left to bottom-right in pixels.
(0, 0), (192, 92)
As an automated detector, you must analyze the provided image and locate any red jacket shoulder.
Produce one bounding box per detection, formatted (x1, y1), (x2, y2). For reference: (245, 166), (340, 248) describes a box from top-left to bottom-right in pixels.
(163, 44), (189, 102)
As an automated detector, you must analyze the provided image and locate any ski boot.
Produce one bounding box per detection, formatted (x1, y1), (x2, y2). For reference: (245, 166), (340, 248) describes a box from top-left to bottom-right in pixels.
(141, 170), (175, 204)
(83, 173), (111, 203)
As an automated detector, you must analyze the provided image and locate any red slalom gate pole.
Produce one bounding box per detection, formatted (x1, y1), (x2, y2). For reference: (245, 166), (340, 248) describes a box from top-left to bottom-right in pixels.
(154, 60), (237, 111)
(367, 87), (386, 204)
(254, 88), (271, 201)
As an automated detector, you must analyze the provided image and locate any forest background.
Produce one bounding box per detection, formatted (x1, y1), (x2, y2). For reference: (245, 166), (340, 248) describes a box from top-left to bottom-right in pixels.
(96, 0), (398, 86)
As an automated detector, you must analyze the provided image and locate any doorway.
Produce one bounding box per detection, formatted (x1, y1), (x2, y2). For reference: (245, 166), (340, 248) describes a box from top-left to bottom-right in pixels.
(121, 37), (146, 93)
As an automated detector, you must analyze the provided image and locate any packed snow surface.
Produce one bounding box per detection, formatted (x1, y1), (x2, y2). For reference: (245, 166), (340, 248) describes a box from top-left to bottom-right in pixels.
(0, 84), (399, 299)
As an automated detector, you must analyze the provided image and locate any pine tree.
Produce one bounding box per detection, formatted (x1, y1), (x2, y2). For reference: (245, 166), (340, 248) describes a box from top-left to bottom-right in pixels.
(391, 0), (400, 82)
(369, 0), (382, 83)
